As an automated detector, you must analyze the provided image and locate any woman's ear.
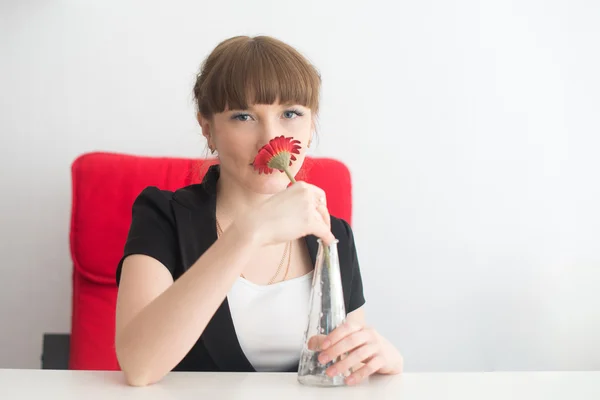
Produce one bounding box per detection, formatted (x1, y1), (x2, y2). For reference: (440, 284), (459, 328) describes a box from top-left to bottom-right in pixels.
(198, 112), (212, 143)
(198, 112), (218, 154)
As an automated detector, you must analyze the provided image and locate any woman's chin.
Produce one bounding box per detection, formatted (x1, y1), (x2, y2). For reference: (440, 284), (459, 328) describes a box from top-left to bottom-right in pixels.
(249, 171), (291, 194)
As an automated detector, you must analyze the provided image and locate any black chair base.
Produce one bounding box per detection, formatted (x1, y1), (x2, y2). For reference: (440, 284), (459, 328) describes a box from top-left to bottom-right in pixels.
(41, 333), (70, 369)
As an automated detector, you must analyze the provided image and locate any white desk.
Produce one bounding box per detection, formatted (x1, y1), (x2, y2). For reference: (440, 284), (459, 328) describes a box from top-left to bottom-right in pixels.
(1, 369), (599, 399)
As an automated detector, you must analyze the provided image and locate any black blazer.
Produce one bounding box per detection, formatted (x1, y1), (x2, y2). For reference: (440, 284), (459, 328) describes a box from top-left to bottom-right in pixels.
(116, 164), (365, 372)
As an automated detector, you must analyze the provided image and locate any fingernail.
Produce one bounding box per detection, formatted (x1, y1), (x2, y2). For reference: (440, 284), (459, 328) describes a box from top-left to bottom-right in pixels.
(327, 367), (337, 377)
(322, 340), (331, 349)
(319, 354), (330, 364)
(347, 377), (356, 385)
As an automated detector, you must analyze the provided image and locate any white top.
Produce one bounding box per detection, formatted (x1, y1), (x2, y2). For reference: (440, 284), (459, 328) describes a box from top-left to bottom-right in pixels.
(2, 370), (599, 399)
(227, 271), (313, 372)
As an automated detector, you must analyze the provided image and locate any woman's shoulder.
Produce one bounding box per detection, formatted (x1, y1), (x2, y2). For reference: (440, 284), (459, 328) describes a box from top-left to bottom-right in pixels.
(328, 215), (365, 312)
(128, 187), (175, 224)
(328, 215), (360, 266)
(329, 216), (355, 244)
(133, 186), (175, 205)
(132, 183), (211, 213)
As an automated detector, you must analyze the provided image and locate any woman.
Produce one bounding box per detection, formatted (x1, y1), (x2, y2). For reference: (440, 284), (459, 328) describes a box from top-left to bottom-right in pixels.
(115, 35), (403, 387)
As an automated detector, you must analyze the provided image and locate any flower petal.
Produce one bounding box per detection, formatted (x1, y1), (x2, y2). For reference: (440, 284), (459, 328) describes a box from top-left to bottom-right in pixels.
(252, 135), (303, 174)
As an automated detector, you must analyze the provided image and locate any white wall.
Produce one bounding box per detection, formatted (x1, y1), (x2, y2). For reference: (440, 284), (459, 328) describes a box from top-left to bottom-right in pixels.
(1, 0), (599, 370)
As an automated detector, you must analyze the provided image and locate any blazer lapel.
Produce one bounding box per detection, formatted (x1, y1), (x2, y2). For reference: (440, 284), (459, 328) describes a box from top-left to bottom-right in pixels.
(202, 297), (255, 372)
(172, 165), (255, 372)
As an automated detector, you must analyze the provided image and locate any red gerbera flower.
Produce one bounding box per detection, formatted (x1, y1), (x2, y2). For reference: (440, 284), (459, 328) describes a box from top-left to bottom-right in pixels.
(253, 135), (302, 183)
(254, 135), (334, 266)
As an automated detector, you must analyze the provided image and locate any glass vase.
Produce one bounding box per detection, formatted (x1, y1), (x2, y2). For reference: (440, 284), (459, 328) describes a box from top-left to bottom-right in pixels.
(298, 239), (347, 387)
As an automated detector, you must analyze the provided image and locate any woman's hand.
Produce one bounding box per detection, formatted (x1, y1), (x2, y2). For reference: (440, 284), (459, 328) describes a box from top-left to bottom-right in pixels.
(234, 181), (335, 247)
(314, 321), (403, 386)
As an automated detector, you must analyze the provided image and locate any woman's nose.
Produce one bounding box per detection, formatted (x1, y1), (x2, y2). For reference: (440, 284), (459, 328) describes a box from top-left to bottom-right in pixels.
(257, 119), (281, 144)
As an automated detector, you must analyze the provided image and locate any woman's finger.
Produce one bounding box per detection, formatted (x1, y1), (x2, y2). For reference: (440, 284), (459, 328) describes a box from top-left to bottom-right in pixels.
(310, 208), (334, 244)
(345, 355), (386, 386)
(315, 221), (336, 245)
(316, 203), (331, 229)
(319, 330), (371, 364)
(306, 334), (327, 351)
(321, 321), (363, 350)
(325, 343), (377, 378)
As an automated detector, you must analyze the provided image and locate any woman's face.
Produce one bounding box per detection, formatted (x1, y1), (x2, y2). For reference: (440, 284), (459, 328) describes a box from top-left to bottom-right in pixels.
(201, 103), (313, 194)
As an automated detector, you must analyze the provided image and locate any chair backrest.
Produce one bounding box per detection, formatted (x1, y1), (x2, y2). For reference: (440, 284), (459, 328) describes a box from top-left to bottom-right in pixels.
(68, 151), (353, 370)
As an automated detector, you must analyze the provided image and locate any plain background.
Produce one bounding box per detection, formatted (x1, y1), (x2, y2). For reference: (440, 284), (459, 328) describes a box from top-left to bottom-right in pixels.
(1, 0), (599, 370)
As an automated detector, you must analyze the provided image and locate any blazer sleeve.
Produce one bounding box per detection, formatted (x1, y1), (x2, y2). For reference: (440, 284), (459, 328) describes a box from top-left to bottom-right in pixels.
(116, 186), (179, 286)
(340, 219), (366, 313)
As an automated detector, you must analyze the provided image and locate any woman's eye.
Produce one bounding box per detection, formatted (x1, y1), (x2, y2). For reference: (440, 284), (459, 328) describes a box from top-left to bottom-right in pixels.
(283, 110), (303, 119)
(232, 113), (252, 121)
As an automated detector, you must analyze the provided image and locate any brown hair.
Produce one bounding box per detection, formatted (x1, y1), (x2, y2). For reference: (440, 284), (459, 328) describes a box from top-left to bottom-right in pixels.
(193, 36), (321, 118)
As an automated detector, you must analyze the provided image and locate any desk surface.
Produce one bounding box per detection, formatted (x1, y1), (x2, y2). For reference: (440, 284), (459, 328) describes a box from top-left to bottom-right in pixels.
(1, 369), (599, 399)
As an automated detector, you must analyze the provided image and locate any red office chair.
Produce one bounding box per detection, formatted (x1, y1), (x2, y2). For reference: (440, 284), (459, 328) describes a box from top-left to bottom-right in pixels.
(63, 151), (352, 370)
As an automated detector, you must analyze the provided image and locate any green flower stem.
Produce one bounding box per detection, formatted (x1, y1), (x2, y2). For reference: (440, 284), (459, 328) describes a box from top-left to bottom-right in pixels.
(281, 163), (330, 270)
(283, 167), (297, 184)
